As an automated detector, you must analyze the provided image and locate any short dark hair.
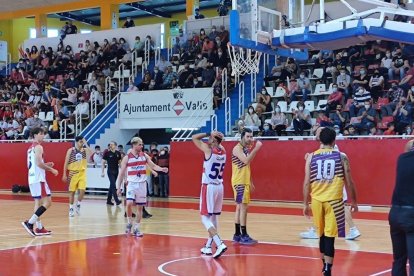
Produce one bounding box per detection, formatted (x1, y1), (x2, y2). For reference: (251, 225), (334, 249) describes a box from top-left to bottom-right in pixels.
(30, 127), (45, 137)
(241, 128), (252, 139)
(95, 145), (100, 149)
(75, 136), (84, 142)
(319, 127), (336, 145)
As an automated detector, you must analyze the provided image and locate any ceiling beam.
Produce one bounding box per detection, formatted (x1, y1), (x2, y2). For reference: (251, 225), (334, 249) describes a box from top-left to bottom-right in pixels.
(125, 3), (171, 18)
(56, 12), (100, 26)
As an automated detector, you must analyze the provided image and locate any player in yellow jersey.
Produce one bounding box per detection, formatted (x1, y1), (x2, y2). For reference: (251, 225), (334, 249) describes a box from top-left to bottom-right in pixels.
(62, 136), (92, 217)
(303, 127), (358, 276)
(231, 128), (262, 245)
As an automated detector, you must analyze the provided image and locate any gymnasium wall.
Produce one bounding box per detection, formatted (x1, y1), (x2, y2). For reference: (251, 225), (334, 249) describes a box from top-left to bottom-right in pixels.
(170, 139), (408, 206)
(0, 142), (72, 191)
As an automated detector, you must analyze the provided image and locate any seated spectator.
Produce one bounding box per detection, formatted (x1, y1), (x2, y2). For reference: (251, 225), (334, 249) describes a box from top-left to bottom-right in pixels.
(393, 97), (413, 134)
(369, 126), (379, 136)
(326, 84), (343, 113)
(292, 101), (312, 135)
(127, 81), (139, 92)
(66, 21), (77, 35)
(123, 17), (135, 28)
(290, 71), (311, 101)
(389, 48), (408, 80)
(24, 111), (45, 138)
(201, 37), (215, 54)
(261, 122), (275, 137)
(209, 26), (219, 41)
(352, 66), (369, 92)
(243, 106), (261, 131)
(156, 56), (171, 73)
(161, 66), (177, 89)
(369, 70), (384, 102)
(202, 64), (215, 87)
(65, 73), (79, 89)
(329, 104), (348, 130)
(138, 73), (151, 91)
(190, 78), (203, 88)
(90, 145), (103, 167)
(270, 106), (287, 136)
(264, 58), (284, 86)
(383, 122), (396, 135)
(399, 61), (414, 91)
(352, 100), (376, 133)
(73, 97), (89, 119)
(177, 63), (194, 88)
(381, 81), (406, 116)
(316, 111), (333, 127)
(349, 86), (371, 118)
(256, 87), (272, 113)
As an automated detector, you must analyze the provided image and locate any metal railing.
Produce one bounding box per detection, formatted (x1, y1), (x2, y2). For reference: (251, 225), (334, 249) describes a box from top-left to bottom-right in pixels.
(144, 39), (151, 67)
(171, 89), (214, 141)
(74, 112), (85, 136)
(154, 47), (161, 65)
(221, 68), (228, 103)
(104, 76), (112, 105)
(251, 72), (257, 102)
(224, 97), (231, 136)
(90, 97), (98, 121)
(210, 114), (217, 132)
(238, 81), (245, 119)
(117, 63), (126, 94)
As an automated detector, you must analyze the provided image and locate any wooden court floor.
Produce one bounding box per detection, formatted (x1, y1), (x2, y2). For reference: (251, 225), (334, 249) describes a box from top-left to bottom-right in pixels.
(0, 192), (394, 276)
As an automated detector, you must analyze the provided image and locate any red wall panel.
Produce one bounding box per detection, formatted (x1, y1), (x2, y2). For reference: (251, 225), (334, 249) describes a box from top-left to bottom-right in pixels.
(0, 142), (72, 191)
(170, 139), (407, 206)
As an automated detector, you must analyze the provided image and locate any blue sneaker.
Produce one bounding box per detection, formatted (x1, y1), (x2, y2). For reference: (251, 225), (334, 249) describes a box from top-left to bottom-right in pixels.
(240, 235), (258, 245)
(232, 234), (241, 243)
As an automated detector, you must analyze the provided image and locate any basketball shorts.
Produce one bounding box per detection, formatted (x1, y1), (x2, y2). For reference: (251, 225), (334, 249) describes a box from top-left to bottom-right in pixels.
(311, 198), (345, 238)
(29, 181), (51, 199)
(199, 184), (224, 216)
(232, 184), (250, 204)
(68, 170), (87, 192)
(126, 181), (147, 205)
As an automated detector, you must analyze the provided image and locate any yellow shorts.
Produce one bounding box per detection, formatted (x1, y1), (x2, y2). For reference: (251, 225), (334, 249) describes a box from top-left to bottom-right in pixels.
(68, 170), (87, 192)
(232, 184), (250, 204)
(311, 198), (345, 238)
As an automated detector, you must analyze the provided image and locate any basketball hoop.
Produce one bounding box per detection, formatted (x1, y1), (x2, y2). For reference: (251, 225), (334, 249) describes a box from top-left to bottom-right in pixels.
(227, 43), (261, 76)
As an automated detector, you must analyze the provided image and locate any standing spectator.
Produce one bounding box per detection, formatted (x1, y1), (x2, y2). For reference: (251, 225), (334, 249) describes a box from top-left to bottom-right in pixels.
(66, 21), (78, 35)
(369, 70), (384, 102)
(123, 17), (135, 28)
(101, 141), (122, 206)
(270, 105), (287, 136)
(157, 147), (170, 198)
(194, 8), (205, 19)
(90, 145), (103, 168)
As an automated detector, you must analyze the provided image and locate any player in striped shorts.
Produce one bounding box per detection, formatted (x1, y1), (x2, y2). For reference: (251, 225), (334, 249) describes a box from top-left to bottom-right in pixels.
(116, 137), (168, 237)
(192, 131), (227, 258)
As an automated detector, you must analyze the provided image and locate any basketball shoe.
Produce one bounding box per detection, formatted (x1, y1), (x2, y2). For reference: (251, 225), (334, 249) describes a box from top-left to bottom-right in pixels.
(300, 227), (318, 239)
(200, 246), (213, 255)
(35, 227), (52, 236)
(345, 227), (361, 240)
(125, 223), (132, 234)
(69, 208), (75, 217)
(213, 243), (227, 258)
(21, 221), (36, 237)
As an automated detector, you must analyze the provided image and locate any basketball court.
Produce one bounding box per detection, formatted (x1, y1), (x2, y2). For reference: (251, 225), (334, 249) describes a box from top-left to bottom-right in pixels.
(0, 193), (393, 275)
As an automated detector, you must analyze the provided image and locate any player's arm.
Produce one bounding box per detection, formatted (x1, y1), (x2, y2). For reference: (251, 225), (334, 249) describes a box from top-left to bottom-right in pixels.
(101, 157), (106, 177)
(404, 140), (413, 152)
(35, 145), (58, 176)
(192, 132), (212, 157)
(303, 153), (312, 218)
(145, 153), (168, 173)
(82, 138), (93, 156)
(341, 153), (358, 212)
(62, 148), (71, 182)
(116, 155), (129, 193)
(232, 140), (262, 165)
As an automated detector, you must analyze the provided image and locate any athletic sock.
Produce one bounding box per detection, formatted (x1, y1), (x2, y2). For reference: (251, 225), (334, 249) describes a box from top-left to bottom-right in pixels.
(28, 214), (39, 225)
(235, 223), (241, 236)
(205, 237), (213, 248)
(70, 204), (73, 209)
(127, 217), (132, 224)
(241, 226), (248, 236)
(36, 220), (43, 229)
(212, 234), (222, 247)
(77, 201), (81, 206)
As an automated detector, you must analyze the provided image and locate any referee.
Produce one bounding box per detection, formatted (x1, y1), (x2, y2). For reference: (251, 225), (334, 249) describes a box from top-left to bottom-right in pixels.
(389, 148), (414, 276)
(101, 141), (122, 205)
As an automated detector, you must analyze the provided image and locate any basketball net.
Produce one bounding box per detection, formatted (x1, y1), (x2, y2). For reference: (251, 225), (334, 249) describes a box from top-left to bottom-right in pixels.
(227, 43), (261, 76)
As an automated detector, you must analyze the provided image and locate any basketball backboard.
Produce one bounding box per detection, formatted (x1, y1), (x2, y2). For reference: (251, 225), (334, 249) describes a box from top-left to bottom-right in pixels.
(229, 0), (308, 60)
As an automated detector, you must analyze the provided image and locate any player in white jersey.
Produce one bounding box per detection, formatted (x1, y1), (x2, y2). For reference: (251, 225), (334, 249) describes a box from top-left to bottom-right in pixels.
(22, 127), (59, 237)
(192, 131), (227, 259)
(300, 127), (361, 240)
(116, 137), (168, 237)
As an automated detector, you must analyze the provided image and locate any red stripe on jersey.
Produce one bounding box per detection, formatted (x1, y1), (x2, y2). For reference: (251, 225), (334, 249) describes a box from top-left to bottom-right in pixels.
(127, 160), (146, 167)
(127, 170), (146, 176)
(211, 147), (226, 155)
(128, 152), (145, 159)
(200, 185), (208, 216)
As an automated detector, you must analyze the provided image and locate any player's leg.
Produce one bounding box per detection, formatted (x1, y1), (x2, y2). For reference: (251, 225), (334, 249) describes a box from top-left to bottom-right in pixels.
(311, 198), (325, 270)
(68, 172), (77, 217)
(344, 205), (361, 240)
(125, 183), (136, 234)
(75, 170), (87, 215)
(239, 185), (256, 245)
(200, 184), (213, 254)
(389, 206), (408, 276)
(132, 182), (146, 237)
(232, 184), (243, 242)
(211, 184), (226, 258)
(22, 182), (51, 236)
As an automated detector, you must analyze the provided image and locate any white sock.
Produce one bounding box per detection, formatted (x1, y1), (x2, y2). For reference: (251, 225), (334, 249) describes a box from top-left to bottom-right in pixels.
(77, 201), (81, 206)
(135, 222), (140, 230)
(212, 234), (222, 247)
(69, 204), (73, 209)
(28, 214), (39, 225)
(36, 220), (43, 229)
(127, 217), (132, 224)
(205, 237), (213, 248)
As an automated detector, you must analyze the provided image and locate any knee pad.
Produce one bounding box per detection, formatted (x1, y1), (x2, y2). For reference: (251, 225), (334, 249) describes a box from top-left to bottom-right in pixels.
(324, 237), (335, 258)
(201, 215), (214, 231)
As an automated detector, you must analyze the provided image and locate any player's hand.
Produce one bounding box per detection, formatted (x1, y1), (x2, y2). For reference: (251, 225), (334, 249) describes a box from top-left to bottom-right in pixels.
(62, 175), (67, 183)
(303, 204), (311, 219)
(250, 182), (255, 192)
(101, 173), (105, 178)
(117, 188), (122, 196)
(350, 203), (358, 213)
(152, 171), (158, 177)
(304, 153), (309, 160)
(51, 168), (59, 176)
(162, 167), (169, 173)
(255, 140), (263, 149)
(46, 162), (54, 167)
(211, 131), (224, 140)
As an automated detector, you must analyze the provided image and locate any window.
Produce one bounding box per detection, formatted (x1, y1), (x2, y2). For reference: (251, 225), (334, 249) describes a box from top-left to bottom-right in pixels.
(80, 30), (92, 34)
(29, 28), (59, 38)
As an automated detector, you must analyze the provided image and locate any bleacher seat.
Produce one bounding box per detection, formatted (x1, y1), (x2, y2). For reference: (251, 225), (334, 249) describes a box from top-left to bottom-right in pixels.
(273, 86), (286, 98)
(265, 87), (273, 95)
(45, 111), (54, 122)
(39, 112), (46, 121)
(312, 83), (327, 96)
(304, 101), (315, 112)
(310, 68), (324, 82)
(135, 57), (143, 66)
(278, 101), (288, 113)
(315, 100), (328, 111)
(287, 101), (299, 113)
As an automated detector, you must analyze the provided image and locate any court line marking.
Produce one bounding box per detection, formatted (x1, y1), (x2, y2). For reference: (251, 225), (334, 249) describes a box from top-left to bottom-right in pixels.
(369, 268), (392, 276)
(158, 254), (320, 276)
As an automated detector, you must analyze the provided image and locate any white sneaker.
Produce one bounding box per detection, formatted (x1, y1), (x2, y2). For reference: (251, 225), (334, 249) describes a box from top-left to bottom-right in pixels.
(69, 208), (75, 217)
(345, 227), (361, 240)
(300, 227), (318, 239)
(125, 223), (132, 234)
(133, 227), (143, 237)
(200, 246), (213, 255)
(75, 204), (81, 215)
(213, 243), (227, 259)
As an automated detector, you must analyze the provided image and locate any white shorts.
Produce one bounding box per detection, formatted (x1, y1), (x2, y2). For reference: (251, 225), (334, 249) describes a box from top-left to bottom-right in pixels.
(126, 181), (147, 205)
(29, 182), (51, 199)
(200, 184), (223, 216)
